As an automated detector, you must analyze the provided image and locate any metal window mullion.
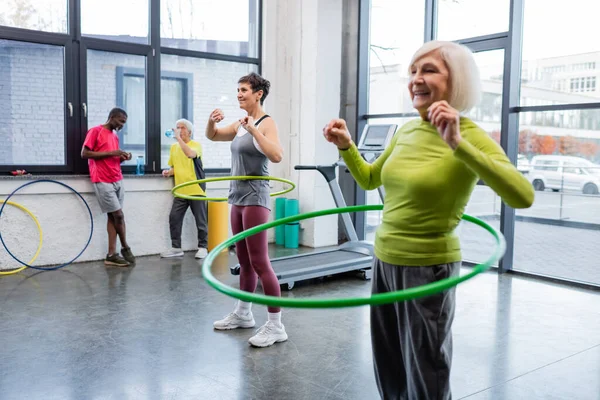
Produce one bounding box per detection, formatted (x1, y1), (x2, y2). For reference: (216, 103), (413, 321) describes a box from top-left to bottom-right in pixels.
(511, 102), (600, 113)
(0, 26), (70, 45)
(425, 0), (436, 41)
(352, 0), (372, 240)
(81, 37), (152, 55)
(159, 46), (260, 65)
(148, 0), (160, 172)
(498, 0), (525, 273)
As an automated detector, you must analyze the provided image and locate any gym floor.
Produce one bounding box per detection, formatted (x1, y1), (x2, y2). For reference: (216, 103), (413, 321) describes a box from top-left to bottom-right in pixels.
(1, 246), (599, 400)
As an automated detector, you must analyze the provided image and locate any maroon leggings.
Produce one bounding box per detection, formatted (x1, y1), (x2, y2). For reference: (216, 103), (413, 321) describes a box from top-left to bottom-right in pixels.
(231, 205), (281, 313)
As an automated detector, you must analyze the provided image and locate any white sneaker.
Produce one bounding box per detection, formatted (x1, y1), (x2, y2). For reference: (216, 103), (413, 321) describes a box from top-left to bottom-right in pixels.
(248, 321), (288, 347)
(213, 312), (255, 330)
(195, 248), (208, 259)
(161, 248), (184, 258)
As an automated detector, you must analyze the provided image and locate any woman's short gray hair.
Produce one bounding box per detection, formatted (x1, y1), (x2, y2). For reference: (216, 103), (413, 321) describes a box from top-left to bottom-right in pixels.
(409, 40), (482, 112)
(176, 119), (193, 135)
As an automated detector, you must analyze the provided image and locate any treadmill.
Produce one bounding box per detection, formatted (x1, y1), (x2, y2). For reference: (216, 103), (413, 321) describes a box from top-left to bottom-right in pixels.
(230, 123), (398, 290)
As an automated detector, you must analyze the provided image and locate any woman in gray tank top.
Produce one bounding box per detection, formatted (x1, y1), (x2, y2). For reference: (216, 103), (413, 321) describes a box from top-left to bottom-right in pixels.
(205, 72), (288, 348)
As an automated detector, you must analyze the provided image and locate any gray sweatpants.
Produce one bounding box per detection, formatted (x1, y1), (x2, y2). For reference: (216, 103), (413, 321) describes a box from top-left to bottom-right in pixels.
(169, 197), (208, 249)
(370, 258), (460, 400)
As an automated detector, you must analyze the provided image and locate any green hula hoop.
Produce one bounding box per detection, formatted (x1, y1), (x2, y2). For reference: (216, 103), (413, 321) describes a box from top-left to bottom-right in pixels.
(171, 176), (296, 201)
(202, 204), (506, 308)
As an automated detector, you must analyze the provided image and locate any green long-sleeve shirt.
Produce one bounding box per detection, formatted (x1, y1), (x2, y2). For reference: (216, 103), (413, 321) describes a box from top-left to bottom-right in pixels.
(341, 117), (534, 266)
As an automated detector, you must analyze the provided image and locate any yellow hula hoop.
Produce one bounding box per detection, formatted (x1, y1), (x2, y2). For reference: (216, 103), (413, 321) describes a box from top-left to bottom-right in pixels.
(0, 200), (43, 276)
(171, 176), (296, 201)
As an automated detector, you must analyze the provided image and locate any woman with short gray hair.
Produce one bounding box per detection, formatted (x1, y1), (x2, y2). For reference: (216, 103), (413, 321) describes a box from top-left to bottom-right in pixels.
(323, 41), (535, 399)
(161, 118), (208, 260)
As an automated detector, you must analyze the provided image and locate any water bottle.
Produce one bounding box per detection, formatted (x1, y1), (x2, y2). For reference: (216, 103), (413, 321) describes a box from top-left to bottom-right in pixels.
(165, 129), (175, 138)
(136, 156), (145, 175)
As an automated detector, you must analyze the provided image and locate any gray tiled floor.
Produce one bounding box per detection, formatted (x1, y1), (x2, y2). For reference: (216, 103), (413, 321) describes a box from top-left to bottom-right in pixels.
(0, 247), (599, 400)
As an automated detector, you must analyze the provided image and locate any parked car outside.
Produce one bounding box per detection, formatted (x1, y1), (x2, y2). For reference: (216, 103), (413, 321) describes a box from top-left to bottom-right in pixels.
(527, 155), (600, 195)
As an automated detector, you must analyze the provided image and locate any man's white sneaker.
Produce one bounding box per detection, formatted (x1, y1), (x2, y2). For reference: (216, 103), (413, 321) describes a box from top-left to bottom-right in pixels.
(195, 248), (208, 259)
(248, 321), (288, 347)
(213, 312), (255, 330)
(161, 248), (184, 258)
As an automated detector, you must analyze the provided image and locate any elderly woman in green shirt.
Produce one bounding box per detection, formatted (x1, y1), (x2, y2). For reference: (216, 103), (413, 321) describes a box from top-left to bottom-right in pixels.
(324, 40), (534, 400)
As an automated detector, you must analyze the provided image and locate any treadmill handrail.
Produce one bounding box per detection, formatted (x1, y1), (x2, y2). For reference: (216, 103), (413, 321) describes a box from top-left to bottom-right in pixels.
(294, 164), (337, 182)
(295, 164), (341, 170)
(293, 163), (357, 241)
(294, 165), (318, 170)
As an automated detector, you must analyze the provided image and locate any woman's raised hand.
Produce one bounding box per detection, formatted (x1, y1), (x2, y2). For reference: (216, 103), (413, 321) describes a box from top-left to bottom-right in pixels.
(323, 118), (353, 150)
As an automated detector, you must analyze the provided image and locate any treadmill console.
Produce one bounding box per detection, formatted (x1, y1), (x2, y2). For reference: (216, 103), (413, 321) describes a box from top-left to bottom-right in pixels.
(356, 124), (398, 153)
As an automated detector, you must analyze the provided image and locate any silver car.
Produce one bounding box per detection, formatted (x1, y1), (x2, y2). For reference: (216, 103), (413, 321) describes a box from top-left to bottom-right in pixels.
(528, 155), (600, 195)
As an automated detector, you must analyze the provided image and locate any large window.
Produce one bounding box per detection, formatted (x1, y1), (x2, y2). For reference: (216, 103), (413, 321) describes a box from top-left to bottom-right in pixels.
(81, 0), (149, 44)
(0, 40), (66, 165)
(86, 52), (147, 167)
(514, 110), (600, 285)
(0, 0), (68, 33)
(0, 0), (261, 175)
(361, 0), (600, 288)
(512, 0), (600, 285)
(368, 0), (425, 115)
(520, 0), (600, 106)
(436, 0), (510, 41)
(160, 0), (259, 57)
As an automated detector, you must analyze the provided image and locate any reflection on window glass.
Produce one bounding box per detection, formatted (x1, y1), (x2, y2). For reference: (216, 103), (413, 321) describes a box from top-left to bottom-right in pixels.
(120, 73), (146, 157)
(0, 0), (67, 33)
(368, 0), (425, 114)
(160, 0), (258, 57)
(436, 0), (509, 41)
(160, 54), (258, 169)
(514, 110), (600, 285)
(464, 50), (505, 128)
(82, 0), (148, 44)
(161, 78), (185, 169)
(521, 0), (600, 106)
(519, 110), (600, 194)
(0, 40), (65, 165)
(86, 50), (147, 166)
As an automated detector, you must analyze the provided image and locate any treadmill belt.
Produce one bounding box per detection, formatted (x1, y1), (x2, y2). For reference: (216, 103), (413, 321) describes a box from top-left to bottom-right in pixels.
(272, 250), (371, 278)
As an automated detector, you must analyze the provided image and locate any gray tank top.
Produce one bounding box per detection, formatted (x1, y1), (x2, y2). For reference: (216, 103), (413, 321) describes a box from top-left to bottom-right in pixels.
(228, 115), (271, 210)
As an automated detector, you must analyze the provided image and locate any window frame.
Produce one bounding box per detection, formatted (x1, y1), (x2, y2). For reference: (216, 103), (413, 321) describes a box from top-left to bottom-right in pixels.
(355, 0), (600, 287)
(0, 0), (262, 175)
(115, 66), (194, 152)
(0, 26), (76, 174)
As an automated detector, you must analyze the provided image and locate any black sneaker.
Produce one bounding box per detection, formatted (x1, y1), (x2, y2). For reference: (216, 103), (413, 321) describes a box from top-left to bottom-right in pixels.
(105, 253), (130, 267)
(121, 247), (136, 264)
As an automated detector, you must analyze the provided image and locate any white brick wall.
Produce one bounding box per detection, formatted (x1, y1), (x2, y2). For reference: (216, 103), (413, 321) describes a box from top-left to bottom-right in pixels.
(0, 50), (11, 164)
(86, 49), (124, 131)
(0, 44), (65, 165)
(0, 176), (233, 269)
